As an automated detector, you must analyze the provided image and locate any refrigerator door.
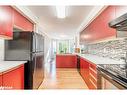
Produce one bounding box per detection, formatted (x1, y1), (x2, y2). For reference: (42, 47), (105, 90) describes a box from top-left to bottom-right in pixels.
(33, 52), (44, 89)
(4, 32), (32, 61)
(35, 33), (44, 52)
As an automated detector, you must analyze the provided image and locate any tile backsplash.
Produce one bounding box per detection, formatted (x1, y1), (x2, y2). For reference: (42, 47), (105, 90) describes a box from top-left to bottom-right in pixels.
(84, 38), (127, 61)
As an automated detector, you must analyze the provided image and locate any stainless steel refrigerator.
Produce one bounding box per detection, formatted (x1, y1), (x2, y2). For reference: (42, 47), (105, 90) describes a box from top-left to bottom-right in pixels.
(4, 31), (44, 89)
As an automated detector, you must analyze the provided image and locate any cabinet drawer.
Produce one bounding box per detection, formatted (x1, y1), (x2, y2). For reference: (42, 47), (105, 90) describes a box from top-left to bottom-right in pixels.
(89, 78), (97, 89)
(89, 67), (97, 79)
(90, 63), (97, 71)
(89, 73), (97, 86)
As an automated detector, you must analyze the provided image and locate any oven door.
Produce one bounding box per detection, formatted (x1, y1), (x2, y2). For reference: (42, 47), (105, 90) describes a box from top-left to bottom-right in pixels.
(97, 68), (125, 89)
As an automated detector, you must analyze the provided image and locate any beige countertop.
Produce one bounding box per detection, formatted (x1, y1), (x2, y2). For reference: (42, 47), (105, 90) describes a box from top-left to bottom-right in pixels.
(0, 61), (27, 73)
(56, 53), (76, 56)
(77, 54), (125, 65)
(56, 53), (125, 65)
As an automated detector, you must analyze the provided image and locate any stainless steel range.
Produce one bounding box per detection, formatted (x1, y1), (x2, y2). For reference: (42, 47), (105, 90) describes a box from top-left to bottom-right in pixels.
(97, 64), (127, 89)
(98, 64), (127, 78)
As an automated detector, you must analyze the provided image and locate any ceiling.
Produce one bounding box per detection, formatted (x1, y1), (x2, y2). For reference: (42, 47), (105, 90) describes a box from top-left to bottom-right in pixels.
(27, 6), (96, 39)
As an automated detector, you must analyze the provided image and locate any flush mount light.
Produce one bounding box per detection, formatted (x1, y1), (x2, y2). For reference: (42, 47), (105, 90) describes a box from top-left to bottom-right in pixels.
(55, 6), (66, 18)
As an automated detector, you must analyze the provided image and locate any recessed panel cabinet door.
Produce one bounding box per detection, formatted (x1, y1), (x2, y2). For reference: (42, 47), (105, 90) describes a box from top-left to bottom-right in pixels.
(0, 6), (13, 38)
(2, 65), (24, 89)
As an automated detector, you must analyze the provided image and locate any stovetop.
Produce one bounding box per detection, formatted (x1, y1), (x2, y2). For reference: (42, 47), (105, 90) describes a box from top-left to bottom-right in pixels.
(98, 64), (127, 79)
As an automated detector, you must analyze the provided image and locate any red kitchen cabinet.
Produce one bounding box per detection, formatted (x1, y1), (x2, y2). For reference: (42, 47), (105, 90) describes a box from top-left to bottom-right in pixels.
(0, 74), (2, 87)
(90, 6), (116, 42)
(0, 6), (13, 39)
(13, 9), (34, 31)
(115, 6), (127, 18)
(80, 6), (116, 43)
(100, 6), (116, 39)
(56, 55), (77, 68)
(80, 57), (90, 87)
(89, 63), (97, 89)
(2, 65), (24, 89)
(80, 57), (97, 89)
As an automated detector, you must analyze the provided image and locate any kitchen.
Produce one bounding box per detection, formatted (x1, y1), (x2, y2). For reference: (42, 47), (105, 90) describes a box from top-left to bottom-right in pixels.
(0, 5), (127, 90)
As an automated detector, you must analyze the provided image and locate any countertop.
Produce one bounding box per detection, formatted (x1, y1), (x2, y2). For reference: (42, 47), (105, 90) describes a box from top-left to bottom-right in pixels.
(56, 53), (125, 64)
(78, 54), (125, 64)
(56, 53), (76, 56)
(0, 61), (27, 73)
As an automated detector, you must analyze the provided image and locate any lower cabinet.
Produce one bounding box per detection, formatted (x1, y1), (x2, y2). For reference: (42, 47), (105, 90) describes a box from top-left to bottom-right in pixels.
(0, 74), (2, 87)
(56, 55), (77, 68)
(2, 65), (24, 89)
(89, 63), (97, 89)
(80, 57), (90, 87)
(80, 57), (97, 89)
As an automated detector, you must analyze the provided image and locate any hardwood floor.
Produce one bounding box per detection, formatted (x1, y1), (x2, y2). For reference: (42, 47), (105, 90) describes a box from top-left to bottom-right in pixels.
(39, 61), (88, 89)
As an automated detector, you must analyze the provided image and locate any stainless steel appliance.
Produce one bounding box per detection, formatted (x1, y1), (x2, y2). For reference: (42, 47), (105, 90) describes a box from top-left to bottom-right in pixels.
(109, 13), (127, 37)
(97, 64), (127, 89)
(4, 31), (44, 89)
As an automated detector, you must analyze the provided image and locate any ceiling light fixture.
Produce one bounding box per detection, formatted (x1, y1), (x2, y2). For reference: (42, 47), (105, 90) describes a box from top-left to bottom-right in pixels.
(55, 6), (66, 18)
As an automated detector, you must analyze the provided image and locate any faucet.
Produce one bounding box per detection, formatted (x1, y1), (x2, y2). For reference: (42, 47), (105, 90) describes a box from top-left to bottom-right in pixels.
(121, 51), (127, 69)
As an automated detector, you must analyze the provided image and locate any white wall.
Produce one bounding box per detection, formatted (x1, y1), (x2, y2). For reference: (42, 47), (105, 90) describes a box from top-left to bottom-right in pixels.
(75, 32), (80, 48)
(0, 39), (4, 60)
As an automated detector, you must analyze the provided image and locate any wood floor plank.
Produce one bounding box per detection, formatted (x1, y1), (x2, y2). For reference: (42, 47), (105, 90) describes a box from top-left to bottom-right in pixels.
(39, 67), (88, 89)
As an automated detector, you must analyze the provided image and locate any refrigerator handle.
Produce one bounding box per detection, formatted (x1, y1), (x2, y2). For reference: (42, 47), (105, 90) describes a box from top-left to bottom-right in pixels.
(34, 55), (36, 74)
(33, 33), (36, 53)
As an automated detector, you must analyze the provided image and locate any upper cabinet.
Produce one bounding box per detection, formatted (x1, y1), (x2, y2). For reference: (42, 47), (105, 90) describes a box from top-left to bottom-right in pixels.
(0, 6), (13, 39)
(97, 6), (116, 39)
(80, 6), (117, 44)
(13, 9), (34, 31)
(0, 6), (34, 39)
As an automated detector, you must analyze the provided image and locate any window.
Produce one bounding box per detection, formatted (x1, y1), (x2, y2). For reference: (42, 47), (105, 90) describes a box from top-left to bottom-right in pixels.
(52, 39), (74, 54)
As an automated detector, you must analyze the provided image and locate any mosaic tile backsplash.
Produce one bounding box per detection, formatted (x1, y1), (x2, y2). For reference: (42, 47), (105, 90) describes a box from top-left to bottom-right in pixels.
(84, 38), (127, 61)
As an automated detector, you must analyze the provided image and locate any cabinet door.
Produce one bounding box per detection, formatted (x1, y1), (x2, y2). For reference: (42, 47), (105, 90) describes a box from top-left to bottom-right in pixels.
(3, 65), (24, 89)
(80, 58), (84, 74)
(13, 9), (33, 31)
(92, 6), (116, 41)
(80, 6), (116, 43)
(56, 55), (77, 68)
(101, 6), (116, 38)
(0, 6), (13, 39)
(0, 74), (2, 87)
(80, 58), (90, 86)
